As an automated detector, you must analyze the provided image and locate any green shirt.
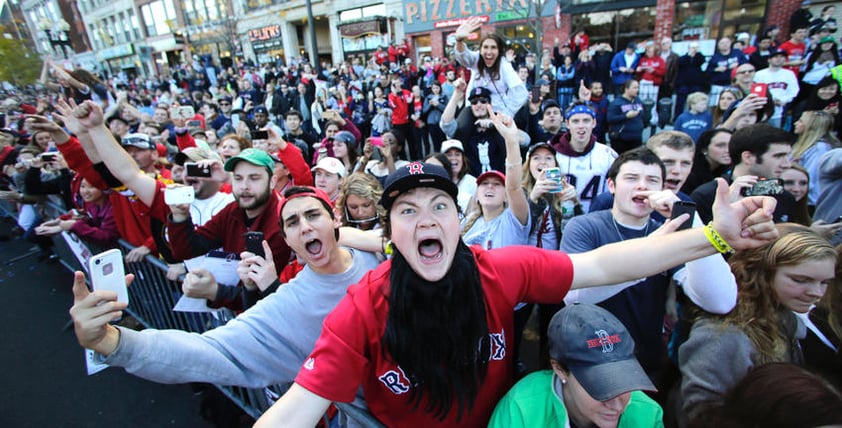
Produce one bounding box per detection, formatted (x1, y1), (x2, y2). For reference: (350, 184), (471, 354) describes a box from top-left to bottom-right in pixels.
(488, 370), (664, 428)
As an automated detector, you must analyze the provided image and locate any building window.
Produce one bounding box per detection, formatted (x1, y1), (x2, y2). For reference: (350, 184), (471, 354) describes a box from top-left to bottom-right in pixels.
(339, 4), (386, 21)
(674, 0), (768, 41)
(141, 0), (177, 36)
(571, 8), (655, 50)
(184, 0), (225, 26)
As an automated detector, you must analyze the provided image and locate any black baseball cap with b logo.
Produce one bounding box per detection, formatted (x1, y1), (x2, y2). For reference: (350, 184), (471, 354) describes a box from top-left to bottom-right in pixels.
(548, 304), (657, 401)
(380, 162), (458, 211)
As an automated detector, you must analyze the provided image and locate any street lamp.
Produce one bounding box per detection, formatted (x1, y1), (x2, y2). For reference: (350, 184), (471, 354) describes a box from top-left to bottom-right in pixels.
(39, 18), (73, 58)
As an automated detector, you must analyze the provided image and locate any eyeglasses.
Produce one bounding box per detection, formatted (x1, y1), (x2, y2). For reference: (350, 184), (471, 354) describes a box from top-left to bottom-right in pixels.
(736, 69), (756, 75)
(471, 98), (491, 105)
(219, 102), (231, 106)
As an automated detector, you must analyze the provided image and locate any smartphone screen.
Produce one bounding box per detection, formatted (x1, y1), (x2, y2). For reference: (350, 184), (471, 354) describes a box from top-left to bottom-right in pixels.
(670, 201), (697, 231)
(750, 82), (768, 98)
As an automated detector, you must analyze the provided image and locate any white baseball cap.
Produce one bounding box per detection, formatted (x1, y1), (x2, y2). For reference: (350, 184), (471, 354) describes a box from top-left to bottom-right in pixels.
(311, 156), (347, 177)
(440, 139), (464, 153)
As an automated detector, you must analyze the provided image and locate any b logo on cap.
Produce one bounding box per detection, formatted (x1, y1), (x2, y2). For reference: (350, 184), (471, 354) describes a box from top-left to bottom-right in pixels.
(587, 329), (621, 353)
(407, 162), (425, 175)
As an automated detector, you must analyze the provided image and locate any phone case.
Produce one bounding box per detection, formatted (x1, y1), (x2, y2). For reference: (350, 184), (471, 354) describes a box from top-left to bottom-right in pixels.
(245, 232), (265, 258)
(164, 186), (195, 205)
(88, 249), (129, 304)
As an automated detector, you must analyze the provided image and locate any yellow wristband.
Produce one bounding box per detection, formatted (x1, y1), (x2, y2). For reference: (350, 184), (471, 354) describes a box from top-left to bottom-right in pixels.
(381, 239), (393, 256)
(704, 222), (734, 254)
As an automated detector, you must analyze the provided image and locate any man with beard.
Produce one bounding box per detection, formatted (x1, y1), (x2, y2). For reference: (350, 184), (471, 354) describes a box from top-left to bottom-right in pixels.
(68, 186), (382, 421)
(547, 103), (618, 212)
(254, 109), (780, 428)
(171, 146), (234, 226)
(58, 101), (291, 309)
(166, 148), (291, 309)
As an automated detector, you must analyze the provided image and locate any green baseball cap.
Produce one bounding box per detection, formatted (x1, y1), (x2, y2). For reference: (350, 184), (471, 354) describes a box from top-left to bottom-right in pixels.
(223, 148), (274, 175)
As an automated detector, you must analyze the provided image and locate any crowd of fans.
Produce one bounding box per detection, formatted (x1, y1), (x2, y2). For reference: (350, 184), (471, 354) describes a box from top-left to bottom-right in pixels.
(1, 7), (842, 427)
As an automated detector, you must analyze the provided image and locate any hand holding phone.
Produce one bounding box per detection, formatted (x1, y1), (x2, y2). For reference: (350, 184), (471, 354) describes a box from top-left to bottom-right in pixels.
(164, 186), (195, 205)
(670, 201), (697, 231)
(88, 249), (129, 304)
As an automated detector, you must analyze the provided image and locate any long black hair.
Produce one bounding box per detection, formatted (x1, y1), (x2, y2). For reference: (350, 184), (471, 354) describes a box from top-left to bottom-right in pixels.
(382, 240), (490, 421)
(476, 33), (505, 81)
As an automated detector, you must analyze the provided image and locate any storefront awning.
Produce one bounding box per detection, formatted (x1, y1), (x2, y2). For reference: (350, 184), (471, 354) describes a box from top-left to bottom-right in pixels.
(338, 18), (386, 38)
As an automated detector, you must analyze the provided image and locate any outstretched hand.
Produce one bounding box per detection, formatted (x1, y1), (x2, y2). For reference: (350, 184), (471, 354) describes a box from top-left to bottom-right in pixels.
(487, 106), (518, 143)
(454, 16), (483, 40)
(709, 178), (778, 249)
(52, 98), (89, 136)
(70, 270), (133, 355)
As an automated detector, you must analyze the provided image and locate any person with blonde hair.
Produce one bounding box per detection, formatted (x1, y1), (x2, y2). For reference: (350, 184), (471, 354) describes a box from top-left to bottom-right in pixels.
(680, 226), (838, 420)
(802, 242), (842, 389)
(792, 110), (841, 206)
(334, 172), (384, 231)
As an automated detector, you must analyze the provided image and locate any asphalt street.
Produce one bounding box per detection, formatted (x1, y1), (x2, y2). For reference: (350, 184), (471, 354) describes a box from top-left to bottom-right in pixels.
(0, 219), (214, 428)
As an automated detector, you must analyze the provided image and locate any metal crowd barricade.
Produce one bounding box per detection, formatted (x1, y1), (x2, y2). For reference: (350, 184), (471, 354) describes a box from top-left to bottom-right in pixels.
(44, 200), (385, 426)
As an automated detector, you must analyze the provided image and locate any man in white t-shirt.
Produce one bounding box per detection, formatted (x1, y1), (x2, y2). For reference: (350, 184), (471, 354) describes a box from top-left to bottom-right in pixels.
(753, 49), (799, 128)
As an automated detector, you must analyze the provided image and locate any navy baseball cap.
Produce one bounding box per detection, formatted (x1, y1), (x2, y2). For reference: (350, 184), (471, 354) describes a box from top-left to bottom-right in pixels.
(253, 106), (268, 115)
(769, 49), (787, 58)
(467, 87), (492, 102)
(380, 162), (458, 211)
(548, 304), (656, 401)
(331, 130), (356, 146)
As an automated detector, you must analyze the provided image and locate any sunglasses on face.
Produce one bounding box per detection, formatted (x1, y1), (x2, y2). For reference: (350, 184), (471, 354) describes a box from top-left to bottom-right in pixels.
(471, 98), (491, 105)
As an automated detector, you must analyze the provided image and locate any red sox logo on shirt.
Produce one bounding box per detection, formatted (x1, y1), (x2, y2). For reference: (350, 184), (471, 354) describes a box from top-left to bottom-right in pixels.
(378, 329), (507, 395)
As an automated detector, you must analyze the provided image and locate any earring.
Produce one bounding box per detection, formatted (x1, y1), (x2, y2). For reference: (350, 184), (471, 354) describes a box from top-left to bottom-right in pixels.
(702, 152), (708, 156)
(561, 379), (567, 385)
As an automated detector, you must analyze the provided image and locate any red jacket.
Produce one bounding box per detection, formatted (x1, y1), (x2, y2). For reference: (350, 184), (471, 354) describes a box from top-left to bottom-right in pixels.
(637, 55), (667, 86)
(388, 89), (413, 125)
(58, 137), (169, 252)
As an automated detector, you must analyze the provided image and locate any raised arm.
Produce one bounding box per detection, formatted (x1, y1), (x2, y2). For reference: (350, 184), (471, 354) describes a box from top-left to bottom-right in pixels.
(489, 107), (528, 226)
(68, 101), (158, 207)
(569, 179), (777, 289)
(440, 78), (466, 137)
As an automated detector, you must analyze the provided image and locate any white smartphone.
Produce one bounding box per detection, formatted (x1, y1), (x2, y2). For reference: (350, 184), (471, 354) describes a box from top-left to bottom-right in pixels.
(164, 186), (195, 205)
(88, 249), (129, 304)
